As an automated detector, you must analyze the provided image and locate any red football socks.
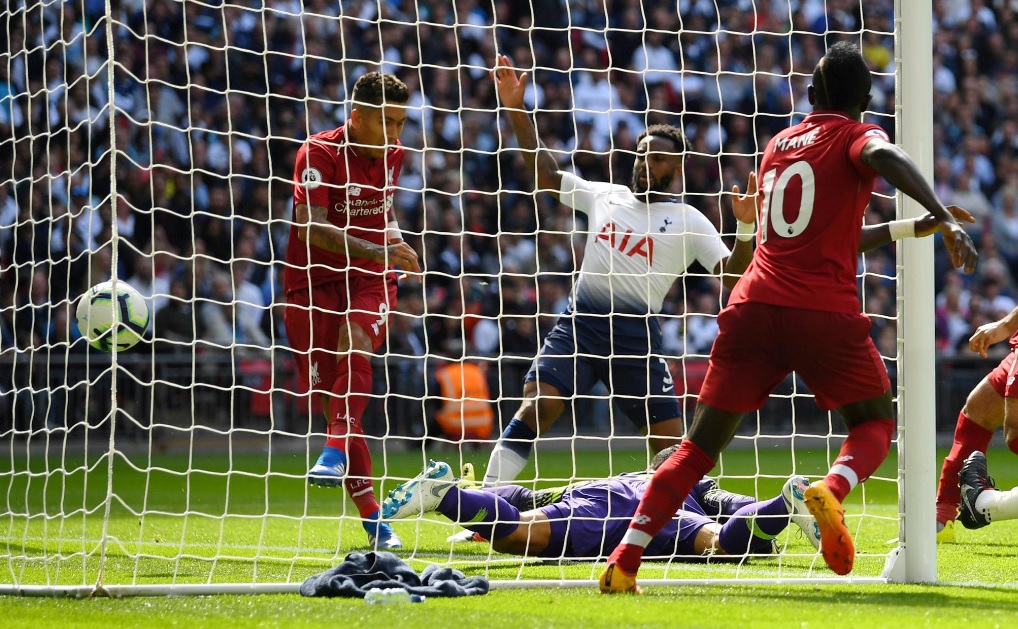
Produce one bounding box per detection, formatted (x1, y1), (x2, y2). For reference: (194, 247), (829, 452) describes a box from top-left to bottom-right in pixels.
(327, 353), (378, 517)
(936, 411), (993, 522)
(825, 418), (895, 502)
(325, 353), (373, 451)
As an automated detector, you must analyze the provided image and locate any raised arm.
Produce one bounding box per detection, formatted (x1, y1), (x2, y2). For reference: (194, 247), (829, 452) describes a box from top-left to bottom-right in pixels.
(294, 203), (420, 273)
(714, 173), (757, 289)
(492, 54), (562, 198)
(861, 138), (978, 272)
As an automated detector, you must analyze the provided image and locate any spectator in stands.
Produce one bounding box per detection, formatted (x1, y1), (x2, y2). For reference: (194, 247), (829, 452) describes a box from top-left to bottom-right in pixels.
(8, 0), (1018, 439)
(154, 278), (199, 354)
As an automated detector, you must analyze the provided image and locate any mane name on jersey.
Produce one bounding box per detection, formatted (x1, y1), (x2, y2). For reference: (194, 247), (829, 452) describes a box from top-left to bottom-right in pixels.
(596, 222), (654, 265)
(774, 128), (820, 152)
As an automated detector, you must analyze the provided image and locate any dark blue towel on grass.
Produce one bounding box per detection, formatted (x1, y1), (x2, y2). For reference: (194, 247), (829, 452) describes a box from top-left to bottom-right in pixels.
(299, 551), (489, 598)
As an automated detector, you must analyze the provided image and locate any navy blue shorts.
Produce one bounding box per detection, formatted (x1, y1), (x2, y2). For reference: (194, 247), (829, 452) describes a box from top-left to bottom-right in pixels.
(525, 311), (681, 427)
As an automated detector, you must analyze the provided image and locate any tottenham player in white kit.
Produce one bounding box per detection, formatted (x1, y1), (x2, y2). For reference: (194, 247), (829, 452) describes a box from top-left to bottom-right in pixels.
(481, 54), (757, 486)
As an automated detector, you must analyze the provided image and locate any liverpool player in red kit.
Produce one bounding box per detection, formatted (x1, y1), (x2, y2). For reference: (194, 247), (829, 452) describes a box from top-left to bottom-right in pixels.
(934, 304), (1018, 540)
(284, 72), (420, 549)
(600, 42), (979, 591)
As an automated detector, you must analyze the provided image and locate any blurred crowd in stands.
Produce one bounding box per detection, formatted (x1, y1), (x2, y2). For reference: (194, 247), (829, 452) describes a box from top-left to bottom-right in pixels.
(3, 0), (1018, 428)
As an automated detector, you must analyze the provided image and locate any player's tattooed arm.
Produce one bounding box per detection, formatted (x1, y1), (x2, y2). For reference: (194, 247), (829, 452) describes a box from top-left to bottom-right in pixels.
(294, 203), (421, 272)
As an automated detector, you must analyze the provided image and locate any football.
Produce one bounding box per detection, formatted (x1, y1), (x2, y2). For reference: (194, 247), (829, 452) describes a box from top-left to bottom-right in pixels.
(75, 280), (150, 352)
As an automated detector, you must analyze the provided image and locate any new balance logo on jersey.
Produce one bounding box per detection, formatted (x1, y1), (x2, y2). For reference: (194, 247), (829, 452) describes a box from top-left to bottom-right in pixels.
(348, 186), (362, 197)
(596, 222), (654, 265)
(633, 513), (652, 525)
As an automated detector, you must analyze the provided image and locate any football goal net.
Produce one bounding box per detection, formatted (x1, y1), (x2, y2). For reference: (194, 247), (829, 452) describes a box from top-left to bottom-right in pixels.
(0, 0), (937, 596)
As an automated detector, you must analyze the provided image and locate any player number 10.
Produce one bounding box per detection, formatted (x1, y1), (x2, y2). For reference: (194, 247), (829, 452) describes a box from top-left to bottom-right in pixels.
(759, 160), (816, 243)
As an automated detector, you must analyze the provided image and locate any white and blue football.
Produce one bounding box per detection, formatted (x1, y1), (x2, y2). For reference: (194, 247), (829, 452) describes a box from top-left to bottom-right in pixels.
(75, 280), (150, 351)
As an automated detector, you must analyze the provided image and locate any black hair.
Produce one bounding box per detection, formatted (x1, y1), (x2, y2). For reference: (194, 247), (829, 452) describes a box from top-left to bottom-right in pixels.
(637, 124), (690, 155)
(649, 444), (681, 471)
(812, 41), (872, 111)
(351, 72), (409, 109)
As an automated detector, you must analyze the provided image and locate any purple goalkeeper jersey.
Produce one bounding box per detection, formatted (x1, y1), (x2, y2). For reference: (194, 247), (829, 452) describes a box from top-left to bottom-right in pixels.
(536, 473), (713, 560)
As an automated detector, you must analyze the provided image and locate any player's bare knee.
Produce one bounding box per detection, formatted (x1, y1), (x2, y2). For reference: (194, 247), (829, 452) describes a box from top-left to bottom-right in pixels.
(647, 418), (683, 451)
(515, 399), (542, 429)
(1002, 420), (1018, 447)
(962, 379), (1005, 429)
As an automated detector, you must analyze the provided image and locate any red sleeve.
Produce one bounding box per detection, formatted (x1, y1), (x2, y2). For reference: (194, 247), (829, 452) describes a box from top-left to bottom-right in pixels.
(293, 140), (339, 209)
(847, 125), (890, 178)
(385, 147), (405, 224)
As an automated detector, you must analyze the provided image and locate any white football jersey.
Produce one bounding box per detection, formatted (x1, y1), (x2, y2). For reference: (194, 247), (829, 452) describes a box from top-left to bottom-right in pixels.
(559, 171), (730, 314)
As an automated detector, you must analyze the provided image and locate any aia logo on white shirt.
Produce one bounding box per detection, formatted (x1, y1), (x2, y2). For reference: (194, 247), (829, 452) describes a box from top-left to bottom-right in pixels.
(348, 186), (362, 197)
(596, 221), (654, 265)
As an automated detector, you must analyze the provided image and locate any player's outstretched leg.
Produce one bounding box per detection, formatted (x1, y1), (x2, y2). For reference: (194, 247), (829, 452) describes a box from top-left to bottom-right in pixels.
(803, 480), (854, 575)
(598, 563), (642, 595)
(363, 510), (403, 550)
(694, 477), (756, 522)
(445, 463), (486, 543)
(781, 476), (821, 550)
(307, 445), (347, 487)
(382, 460), (456, 520)
(959, 451), (996, 529)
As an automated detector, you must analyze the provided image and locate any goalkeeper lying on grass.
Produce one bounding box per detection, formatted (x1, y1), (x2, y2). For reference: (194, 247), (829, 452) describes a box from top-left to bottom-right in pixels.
(382, 446), (820, 560)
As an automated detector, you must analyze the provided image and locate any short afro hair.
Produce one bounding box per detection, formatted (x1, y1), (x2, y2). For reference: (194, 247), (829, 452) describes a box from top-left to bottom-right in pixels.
(637, 124), (690, 155)
(812, 41), (872, 111)
(351, 72), (409, 109)
(650, 444), (681, 471)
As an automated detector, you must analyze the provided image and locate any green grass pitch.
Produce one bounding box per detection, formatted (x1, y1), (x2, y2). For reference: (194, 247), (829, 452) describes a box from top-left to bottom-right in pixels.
(3, 443), (1018, 627)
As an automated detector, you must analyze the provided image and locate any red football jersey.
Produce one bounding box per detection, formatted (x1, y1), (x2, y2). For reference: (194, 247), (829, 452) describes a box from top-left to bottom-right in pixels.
(729, 111), (890, 313)
(284, 124), (404, 292)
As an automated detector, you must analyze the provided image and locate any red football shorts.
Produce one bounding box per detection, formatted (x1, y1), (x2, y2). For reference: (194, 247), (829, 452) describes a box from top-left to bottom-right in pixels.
(698, 302), (890, 413)
(283, 274), (397, 393)
(985, 348), (1018, 398)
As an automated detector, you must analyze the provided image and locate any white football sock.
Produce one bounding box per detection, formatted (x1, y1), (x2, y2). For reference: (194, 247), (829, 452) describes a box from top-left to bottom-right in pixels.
(975, 487), (1018, 523)
(482, 442), (528, 486)
(620, 528), (653, 549)
(828, 463), (859, 492)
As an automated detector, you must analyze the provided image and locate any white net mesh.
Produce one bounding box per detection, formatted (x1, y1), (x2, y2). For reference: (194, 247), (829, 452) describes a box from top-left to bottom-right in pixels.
(0, 0), (915, 593)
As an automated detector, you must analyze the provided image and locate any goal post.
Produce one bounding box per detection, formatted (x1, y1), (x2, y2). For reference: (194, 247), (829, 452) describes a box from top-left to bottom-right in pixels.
(0, 0), (941, 596)
(885, 0), (936, 584)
